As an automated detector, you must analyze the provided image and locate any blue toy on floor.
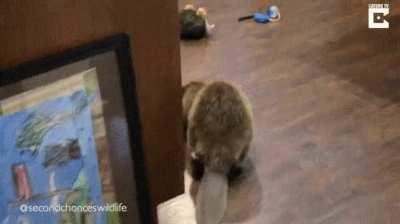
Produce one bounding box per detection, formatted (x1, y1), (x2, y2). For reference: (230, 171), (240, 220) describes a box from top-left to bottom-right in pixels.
(238, 5), (281, 23)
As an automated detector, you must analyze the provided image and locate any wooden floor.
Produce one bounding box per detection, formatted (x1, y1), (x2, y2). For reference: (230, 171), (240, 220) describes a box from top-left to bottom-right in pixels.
(180, 0), (400, 223)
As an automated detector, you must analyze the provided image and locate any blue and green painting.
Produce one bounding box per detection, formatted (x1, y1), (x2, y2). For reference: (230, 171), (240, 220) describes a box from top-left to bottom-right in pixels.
(0, 90), (106, 224)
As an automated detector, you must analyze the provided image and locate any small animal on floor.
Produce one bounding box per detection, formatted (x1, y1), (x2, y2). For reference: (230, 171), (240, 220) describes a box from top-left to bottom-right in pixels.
(183, 81), (253, 224)
(180, 4), (215, 40)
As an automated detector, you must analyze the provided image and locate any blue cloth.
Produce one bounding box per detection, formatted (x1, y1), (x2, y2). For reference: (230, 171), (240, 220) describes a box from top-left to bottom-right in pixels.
(252, 5), (280, 23)
(253, 12), (270, 23)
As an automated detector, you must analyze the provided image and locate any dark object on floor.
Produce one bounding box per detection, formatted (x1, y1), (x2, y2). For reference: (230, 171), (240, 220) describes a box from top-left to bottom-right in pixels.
(238, 15), (255, 22)
(180, 9), (206, 39)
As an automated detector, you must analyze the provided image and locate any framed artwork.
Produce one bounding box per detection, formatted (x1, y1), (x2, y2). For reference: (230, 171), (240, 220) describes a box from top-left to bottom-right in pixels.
(0, 34), (153, 224)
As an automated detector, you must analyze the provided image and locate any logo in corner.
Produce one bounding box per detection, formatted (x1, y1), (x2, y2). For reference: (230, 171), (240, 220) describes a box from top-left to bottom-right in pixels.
(369, 4), (389, 29)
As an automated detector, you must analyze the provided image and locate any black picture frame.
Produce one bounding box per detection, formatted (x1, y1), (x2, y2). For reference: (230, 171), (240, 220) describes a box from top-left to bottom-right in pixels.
(0, 34), (153, 224)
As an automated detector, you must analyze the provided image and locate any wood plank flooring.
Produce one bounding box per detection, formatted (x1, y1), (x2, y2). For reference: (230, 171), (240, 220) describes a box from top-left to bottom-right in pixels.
(180, 0), (400, 223)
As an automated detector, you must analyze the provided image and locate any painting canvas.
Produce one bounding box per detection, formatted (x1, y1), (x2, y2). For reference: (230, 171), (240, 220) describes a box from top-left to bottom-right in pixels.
(0, 69), (120, 224)
(0, 34), (153, 224)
